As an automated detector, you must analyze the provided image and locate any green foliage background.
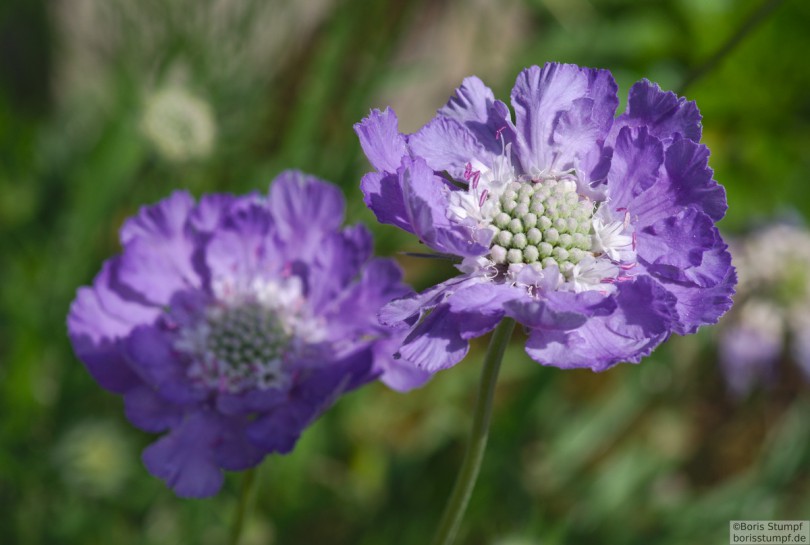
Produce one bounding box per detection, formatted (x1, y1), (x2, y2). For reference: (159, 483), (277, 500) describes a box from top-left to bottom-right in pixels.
(1, 0), (809, 543)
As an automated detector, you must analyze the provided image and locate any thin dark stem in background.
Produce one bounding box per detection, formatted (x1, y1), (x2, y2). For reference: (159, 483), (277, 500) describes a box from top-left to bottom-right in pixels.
(678, 0), (785, 94)
(229, 467), (258, 545)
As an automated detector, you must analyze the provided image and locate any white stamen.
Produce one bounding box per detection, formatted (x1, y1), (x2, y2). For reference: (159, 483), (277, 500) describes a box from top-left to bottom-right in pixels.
(567, 258), (620, 294)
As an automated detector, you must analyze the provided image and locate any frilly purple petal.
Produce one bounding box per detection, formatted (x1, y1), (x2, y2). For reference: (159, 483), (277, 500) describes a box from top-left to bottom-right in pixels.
(398, 156), (488, 257)
(213, 418), (266, 471)
(397, 305), (471, 372)
(120, 191), (196, 246)
(438, 76), (516, 156)
(610, 79), (702, 145)
(637, 208), (720, 283)
(142, 411), (225, 499)
(627, 137), (726, 228)
(505, 290), (616, 330)
(247, 350), (374, 452)
(408, 116), (490, 179)
(67, 259), (158, 393)
(204, 203), (280, 281)
(360, 171), (414, 233)
(354, 108), (409, 173)
(525, 277), (677, 371)
(124, 384), (184, 433)
(305, 225), (373, 309)
(118, 235), (200, 306)
(269, 170), (346, 260)
(661, 247), (737, 335)
(511, 63), (618, 175)
(607, 126), (664, 207)
(379, 276), (471, 326)
(374, 336), (434, 392)
(123, 326), (203, 404)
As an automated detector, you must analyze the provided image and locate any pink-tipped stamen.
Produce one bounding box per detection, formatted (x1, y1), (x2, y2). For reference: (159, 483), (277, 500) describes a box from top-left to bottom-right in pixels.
(471, 170), (481, 190)
(619, 262), (637, 270)
(479, 189), (489, 207)
(495, 126), (506, 140)
(464, 162), (472, 180)
(632, 232), (637, 251)
(478, 189), (489, 207)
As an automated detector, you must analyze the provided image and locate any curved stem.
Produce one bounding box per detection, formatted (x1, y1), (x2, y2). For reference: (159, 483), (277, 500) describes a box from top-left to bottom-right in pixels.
(679, 0), (785, 93)
(431, 318), (516, 545)
(229, 467), (257, 545)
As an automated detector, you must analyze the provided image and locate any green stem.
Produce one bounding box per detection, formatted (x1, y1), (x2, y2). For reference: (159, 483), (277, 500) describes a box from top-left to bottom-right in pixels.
(229, 467), (257, 545)
(431, 318), (516, 545)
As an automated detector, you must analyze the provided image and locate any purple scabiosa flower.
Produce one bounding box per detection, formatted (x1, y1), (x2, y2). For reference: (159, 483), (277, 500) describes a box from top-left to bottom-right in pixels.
(718, 223), (810, 396)
(355, 62), (736, 373)
(68, 171), (428, 498)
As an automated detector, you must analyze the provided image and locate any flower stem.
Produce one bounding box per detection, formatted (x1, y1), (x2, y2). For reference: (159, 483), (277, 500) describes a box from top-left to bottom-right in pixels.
(229, 467), (257, 545)
(678, 0), (785, 93)
(431, 318), (516, 545)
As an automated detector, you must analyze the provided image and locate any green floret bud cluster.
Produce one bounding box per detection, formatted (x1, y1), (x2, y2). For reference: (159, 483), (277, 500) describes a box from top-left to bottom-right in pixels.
(206, 302), (289, 368)
(488, 179), (594, 270)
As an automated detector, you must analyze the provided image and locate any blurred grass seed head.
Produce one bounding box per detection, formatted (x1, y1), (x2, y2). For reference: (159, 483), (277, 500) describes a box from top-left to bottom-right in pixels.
(140, 86), (216, 162)
(53, 419), (133, 497)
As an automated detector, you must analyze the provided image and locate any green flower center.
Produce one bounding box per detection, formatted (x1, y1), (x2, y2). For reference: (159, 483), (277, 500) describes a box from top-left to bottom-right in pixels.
(488, 179), (595, 272)
(205, 302), (290, 370)
(176, 297), (295, 393)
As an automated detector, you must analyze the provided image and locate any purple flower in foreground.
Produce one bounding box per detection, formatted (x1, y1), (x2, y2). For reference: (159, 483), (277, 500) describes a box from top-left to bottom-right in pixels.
(355, 62), (736, 373)
(719, 223), (810, 395)
(68, 171), (427, 498)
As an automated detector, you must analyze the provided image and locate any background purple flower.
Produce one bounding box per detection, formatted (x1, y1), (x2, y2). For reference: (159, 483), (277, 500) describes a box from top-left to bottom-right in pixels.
(718, 223), (810, 396)
(356, 62), (736, 373)
(67, 171), (428, 498)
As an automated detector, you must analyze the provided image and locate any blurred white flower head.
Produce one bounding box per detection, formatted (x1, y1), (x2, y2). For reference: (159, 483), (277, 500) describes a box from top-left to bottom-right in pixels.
(733, 223), (810, 295)
(720, 222), (810, 395)
(140, 86), (216, 162)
